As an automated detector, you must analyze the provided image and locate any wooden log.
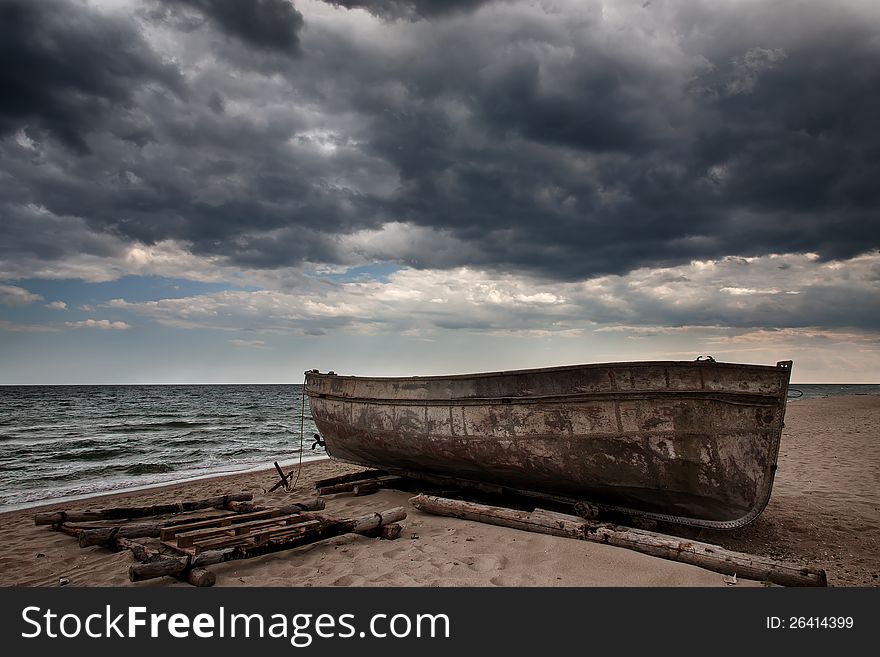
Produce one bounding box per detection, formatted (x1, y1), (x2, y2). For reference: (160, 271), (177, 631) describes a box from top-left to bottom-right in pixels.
(291, 498), (326, 512)
(187, 568), (216, 587)
(318, 476), (401, 496)
(225, 501), (260, 513)
(63, 510), (238, 532)
(359, 522), (403, 540)
(410, 494), (827, 587)
(274, 508), (408, 535)
(380, 523), (403, 540)
(78, 523), (167, 547)
(573, 501), (600, 520)
(114, 537), (163, 562)
(113, 537), (215, 587)
(353, 482), (382, 496)
(35, 493), (253, 525)
(57, 524), (83, 539)
(313, 470), (387, 489)
(129, 507), (407, 582)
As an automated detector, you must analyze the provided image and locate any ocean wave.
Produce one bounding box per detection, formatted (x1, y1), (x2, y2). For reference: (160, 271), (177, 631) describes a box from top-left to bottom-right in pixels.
(63, 447), (136, 462)
(124, 463), (175, 475)
(102, 420), (212, 432)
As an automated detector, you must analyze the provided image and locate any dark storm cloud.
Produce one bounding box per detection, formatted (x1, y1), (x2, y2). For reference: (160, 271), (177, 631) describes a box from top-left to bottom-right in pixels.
(328, 1), (492, 20)
(152, 0), (304, 54)
(0, 0), (182, 154)
(2, 0), (879, 287)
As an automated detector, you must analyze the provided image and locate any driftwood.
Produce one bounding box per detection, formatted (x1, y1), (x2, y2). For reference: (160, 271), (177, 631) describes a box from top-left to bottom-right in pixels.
(353, 482), (389, 496)
(225, 501), (260, 513)
(379, 523), (403, 540)
(573, 501), (600, 520)
(313, 470), (387, 489)
(359, 522), (404, 540)
(114, 537), (216, 587)
(410, 494), (827, 587)
(129, 507), (406, 582)
(184, 568), (217, 587)
(69, 499), (326, 548)
(285, 498), (325, 512)
(318, 476), (402, 496)
(78, 523), (165, 548)
(34, 493), (253, 525)
(114, 537), (162, 562)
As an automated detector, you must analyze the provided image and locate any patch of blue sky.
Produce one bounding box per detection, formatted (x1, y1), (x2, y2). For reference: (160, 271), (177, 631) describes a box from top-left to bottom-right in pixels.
(311, 262), (400, 284)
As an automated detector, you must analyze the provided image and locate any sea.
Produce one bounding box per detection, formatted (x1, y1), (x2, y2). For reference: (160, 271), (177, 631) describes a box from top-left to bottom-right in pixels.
(1, 383), (878, 512)
(0, 385), (322, 511)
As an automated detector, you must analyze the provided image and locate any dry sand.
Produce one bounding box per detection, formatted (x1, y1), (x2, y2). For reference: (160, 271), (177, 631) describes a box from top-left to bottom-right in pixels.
(1, 395), (877, 587)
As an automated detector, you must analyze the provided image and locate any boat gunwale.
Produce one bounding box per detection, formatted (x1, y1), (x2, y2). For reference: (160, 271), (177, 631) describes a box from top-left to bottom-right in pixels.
(305, 390), (786, 406)
(305, 359), (791, 384)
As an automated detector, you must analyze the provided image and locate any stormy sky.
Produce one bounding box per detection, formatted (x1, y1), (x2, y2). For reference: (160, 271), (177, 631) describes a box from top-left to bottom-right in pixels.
(1, 0), (878, 383)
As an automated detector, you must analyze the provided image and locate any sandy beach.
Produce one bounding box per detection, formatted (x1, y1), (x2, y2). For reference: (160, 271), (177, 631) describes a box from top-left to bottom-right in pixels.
(1, 395), (877, 587)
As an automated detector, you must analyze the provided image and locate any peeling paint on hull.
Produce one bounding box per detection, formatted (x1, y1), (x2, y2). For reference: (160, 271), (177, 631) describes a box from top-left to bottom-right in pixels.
(305, 360), (793, 529)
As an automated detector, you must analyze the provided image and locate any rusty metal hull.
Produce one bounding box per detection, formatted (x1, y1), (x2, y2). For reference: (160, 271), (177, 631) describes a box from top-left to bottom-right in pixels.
(304, 360), (793, 529)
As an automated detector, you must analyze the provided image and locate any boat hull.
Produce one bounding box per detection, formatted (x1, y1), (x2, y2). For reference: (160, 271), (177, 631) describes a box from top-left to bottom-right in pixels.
(304, 360), (792, 529)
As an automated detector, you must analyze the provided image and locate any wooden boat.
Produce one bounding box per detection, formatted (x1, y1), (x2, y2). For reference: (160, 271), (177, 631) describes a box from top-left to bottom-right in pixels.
(304, 359), (793, 529)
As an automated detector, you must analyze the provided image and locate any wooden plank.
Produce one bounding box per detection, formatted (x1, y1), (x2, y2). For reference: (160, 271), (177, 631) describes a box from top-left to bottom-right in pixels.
(175, 513), (313, 548)
(160, 511), (273, 541)
(159, 500), (324, 541)
(191, 520), (324, 553)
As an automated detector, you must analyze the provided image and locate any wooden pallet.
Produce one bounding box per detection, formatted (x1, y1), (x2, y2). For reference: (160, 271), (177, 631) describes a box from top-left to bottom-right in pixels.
(161, 511), (331, 555)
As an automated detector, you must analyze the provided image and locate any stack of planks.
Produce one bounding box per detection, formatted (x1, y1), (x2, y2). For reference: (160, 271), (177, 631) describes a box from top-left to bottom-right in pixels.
(162, 505), (346, 555)
(35, 492), (407, 587)
(130, 505), (407, 583)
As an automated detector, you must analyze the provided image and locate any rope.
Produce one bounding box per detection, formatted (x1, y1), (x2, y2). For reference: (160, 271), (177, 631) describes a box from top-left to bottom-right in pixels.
(290, 376), (307, 491)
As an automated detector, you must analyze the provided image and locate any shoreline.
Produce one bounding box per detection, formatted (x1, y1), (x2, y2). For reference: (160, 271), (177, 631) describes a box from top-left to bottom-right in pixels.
(0, 455), (329, 515)
(0, 394), (877, 587)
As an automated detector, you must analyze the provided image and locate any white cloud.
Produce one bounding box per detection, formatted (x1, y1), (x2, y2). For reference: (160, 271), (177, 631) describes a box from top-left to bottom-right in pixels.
(0, 320), (61, 333)
(63, 319), (131, 330)
(102, 251), (878, 339)
(45, 301), (67, 310)
(0, 284), (43, 306)
(228, 339), (269, 349)
(335, 223), (482, 269)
